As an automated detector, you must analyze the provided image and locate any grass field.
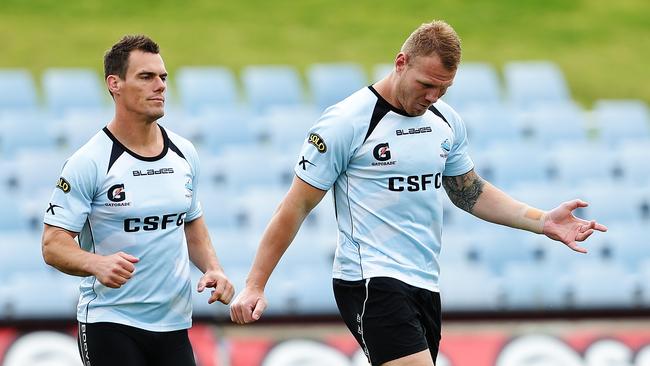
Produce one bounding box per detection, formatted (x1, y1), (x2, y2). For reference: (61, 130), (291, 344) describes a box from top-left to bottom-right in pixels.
(0, 0), (648, 106)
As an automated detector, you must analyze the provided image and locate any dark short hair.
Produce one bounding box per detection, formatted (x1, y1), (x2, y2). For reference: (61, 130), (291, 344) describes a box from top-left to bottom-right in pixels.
(104, 35), (159, 80)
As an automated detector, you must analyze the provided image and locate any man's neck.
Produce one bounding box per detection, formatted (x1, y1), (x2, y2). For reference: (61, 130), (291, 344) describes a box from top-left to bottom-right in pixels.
(373, 74), (401, 110)
(107, 112), (163, 157)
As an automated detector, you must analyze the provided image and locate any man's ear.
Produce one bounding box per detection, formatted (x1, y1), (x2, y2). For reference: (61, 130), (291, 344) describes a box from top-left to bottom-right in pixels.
(395, 52), (408, 73)
(107, 75), (121, 96)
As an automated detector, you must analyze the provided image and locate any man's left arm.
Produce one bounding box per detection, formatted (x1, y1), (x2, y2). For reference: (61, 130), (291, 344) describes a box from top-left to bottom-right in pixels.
(442, 169), (607, 253)
(185, 216), (234, 304)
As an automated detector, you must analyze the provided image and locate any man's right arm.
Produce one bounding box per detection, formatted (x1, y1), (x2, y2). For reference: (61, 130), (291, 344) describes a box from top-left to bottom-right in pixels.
(229, 176), (327, 324)
(42, 224), (139, 288)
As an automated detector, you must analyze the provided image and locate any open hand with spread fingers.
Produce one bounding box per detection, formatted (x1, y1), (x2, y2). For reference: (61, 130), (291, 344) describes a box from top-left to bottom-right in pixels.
(542, 199), (608, 253)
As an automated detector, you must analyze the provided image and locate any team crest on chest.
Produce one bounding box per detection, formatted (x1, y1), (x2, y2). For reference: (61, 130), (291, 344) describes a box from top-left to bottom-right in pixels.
(440, 138), (451, 158)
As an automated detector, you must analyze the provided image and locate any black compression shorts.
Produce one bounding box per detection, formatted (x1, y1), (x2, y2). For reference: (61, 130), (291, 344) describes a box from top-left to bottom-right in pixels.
(77, 322), (196, 366)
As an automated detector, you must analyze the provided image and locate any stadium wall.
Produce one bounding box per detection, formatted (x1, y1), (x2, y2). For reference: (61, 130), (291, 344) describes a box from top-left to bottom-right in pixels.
(2, 320), (650, 365)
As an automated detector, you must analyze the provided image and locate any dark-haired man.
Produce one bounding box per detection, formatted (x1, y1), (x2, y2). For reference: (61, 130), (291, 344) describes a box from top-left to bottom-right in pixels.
(42, 35), (233, 366)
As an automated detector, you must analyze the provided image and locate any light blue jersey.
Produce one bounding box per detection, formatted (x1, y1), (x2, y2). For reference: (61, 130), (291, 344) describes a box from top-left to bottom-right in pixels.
(44, 125), (202, 331)
(295, 86), (474, 292)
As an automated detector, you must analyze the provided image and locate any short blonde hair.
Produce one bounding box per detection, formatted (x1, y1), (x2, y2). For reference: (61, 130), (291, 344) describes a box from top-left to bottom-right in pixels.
(400, 20), (461, 70)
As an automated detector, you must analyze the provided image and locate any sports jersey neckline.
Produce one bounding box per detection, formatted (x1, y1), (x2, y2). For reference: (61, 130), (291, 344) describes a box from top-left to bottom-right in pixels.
(367, 85), (413, 117)
(102, 124), (169, 162)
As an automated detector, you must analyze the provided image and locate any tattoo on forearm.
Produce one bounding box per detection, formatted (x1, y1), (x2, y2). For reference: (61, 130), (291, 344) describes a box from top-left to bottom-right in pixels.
(442, 170), (485, 213)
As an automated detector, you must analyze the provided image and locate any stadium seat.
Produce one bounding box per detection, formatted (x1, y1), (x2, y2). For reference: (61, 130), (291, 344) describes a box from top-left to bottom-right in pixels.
(501, 262), (572, 309)
(517, 102), (588, 145)
(234, 187), (287, 231)
(545, 141), (619, 185)
(198, 108), (261, 153)
(593, 99), (650, 142)
(460, 104), (522, 149)
(473, 141), (551, 189)
(0, 69), (38, 111)
(607, 223), (650, 271)
(569, 261), (637, 308)
(0, 192), (31, 232)
(306, 63), (367, 111)
(42, 68), (107, 115)
(14, 150), (68, 195)
(200, 146), (295, 193)
(55, 110), (111, 152)
(0, 111), (57, 157)
(1, 272), (79, 319)
(439, 262), (502, 310)
(503, 61), (572, 110)
(443, 62), (502, 109)
(175, 66), (239, 115)
(263, 105), (320, 150)
(241, 65), (304, 112)
(579, 183), (649, 224)
(617, 140), (650, 185)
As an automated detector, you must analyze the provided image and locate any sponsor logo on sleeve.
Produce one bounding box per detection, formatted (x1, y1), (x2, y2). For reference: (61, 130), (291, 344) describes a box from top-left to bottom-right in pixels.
(308, 133), (327, 153)
(46, 203), (62, 215)
(298, 156), (316, 170)
(56, 177), (71, 193)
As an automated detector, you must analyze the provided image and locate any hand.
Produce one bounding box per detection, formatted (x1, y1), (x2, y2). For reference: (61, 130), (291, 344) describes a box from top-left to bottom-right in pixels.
(229, 286), (267, 324)
(542, 199), (608, 253)
(92, 252), (139, 288)
(197, 270), (235, 305)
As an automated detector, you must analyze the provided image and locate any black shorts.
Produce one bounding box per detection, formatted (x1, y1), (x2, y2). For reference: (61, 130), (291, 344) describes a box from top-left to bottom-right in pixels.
(333, 277), (442, 365)
(77, 322), (196, 366)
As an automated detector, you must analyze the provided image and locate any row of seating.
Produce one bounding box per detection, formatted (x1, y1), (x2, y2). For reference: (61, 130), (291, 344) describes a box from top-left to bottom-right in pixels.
(0, 220), (647, 319)
(1, 102), (648, 165)
(3, 61), (646, 116)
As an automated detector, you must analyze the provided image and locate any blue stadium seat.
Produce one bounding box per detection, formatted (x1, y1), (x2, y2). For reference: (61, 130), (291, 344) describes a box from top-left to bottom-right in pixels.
(42, 68), (107, 115)
(443, 62), (501, 109)
(264, 106), (320, 150)
(2, 272), (79, 319)
(579, 183), (649, 225)
(473, 141), (551, 189)
(175, 66), (239, 115)
(617, 140), (650, 185)
(307, 63), (367, 111)
(14, 150), (68, 195)
(569, 261), (637, 308)
(439, 262), (502, 310)
(0, 69), (38, 111)
(501, 262), (571, 309)
(518, 102), (588, 145)
(56, 110), (111, 152)
(460, 105), (522, 149)
(503, 61), (572, 109)
(545, 141), (619, 185)
(0, 111), (57, 157)
(241, 65), (304, 112)
(593, 99), (650, 142)
(201, 146), (294, 193)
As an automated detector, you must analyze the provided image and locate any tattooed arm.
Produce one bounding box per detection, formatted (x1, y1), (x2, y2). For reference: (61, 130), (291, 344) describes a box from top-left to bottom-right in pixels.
(442, 169), (545, 234)
(442, 169), (607, 252)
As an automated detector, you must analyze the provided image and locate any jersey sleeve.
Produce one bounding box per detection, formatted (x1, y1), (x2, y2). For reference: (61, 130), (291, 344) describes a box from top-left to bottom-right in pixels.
(294, 107), (356, 190)
(443, 112), (474, 177)
(43, 156), (96, 233)
(185, 144), (203, 222)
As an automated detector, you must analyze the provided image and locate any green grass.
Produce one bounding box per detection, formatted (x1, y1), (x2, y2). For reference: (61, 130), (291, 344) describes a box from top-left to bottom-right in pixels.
(1, 0), (648, 106)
